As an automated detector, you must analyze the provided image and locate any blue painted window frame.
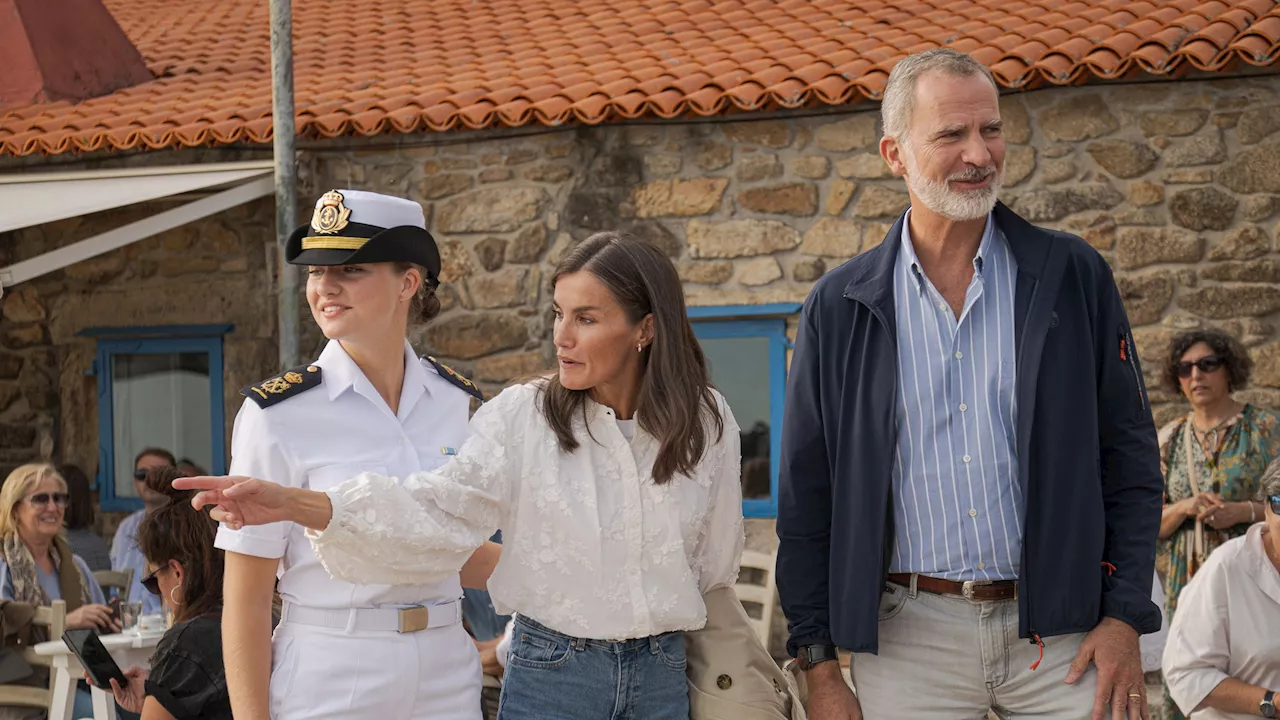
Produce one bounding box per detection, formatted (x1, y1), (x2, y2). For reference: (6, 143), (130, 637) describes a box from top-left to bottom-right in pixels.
(85, 325), (231, 512)
(688, 304), (800, 518)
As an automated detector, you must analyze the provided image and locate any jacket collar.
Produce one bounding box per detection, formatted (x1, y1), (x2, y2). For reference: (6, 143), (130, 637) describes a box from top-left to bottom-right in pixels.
(317, 339), (432, 414)
(843, 200), (1051, 307)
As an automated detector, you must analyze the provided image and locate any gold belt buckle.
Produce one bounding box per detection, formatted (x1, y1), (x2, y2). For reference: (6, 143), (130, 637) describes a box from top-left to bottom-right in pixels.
(961, 580), (992, 601)
(398, 606), (429, 633)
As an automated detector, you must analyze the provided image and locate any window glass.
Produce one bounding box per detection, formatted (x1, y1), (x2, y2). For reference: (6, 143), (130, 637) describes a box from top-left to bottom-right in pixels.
(699, 336), (772, 500)
(111, 352), (212, 498)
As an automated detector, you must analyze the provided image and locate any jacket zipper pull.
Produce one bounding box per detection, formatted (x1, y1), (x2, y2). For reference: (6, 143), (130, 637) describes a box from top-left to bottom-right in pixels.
(1028, 633), (1044, 670)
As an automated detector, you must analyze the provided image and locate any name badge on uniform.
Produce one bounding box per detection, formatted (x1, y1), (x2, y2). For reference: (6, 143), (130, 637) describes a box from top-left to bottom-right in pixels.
(441, 447), (457, 456)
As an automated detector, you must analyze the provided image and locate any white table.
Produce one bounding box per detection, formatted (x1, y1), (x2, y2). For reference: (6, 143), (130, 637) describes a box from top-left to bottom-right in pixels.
(33, 631), (162, 720)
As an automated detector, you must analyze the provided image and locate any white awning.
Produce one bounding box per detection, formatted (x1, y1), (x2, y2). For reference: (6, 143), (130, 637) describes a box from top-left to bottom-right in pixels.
(0, 161), (276, 288)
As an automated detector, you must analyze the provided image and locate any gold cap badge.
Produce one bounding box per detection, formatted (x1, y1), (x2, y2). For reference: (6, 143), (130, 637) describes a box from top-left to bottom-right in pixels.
(311, 190), (352, 234)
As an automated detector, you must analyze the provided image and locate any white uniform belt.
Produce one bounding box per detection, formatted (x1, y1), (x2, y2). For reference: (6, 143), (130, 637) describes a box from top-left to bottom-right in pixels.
(281, 600), (462, 634)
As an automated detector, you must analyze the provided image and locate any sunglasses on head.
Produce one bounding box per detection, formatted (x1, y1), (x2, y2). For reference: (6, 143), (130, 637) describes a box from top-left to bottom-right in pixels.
(26, 493), (68, 507)
(141, 567), (162, 596)
(1175, 355), (1224, 378)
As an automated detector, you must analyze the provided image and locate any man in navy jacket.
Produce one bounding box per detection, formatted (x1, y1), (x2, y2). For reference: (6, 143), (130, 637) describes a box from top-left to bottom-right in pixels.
(777, 48), (1163, 720)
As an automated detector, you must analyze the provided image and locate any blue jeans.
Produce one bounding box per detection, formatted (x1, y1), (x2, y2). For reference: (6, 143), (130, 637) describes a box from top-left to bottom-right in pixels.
(497, 616), (689, 720)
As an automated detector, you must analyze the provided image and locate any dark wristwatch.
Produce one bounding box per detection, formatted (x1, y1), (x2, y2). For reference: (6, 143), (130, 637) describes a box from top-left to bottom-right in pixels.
(795, 644), (839, 671)
(1261, 690), (1276, 719)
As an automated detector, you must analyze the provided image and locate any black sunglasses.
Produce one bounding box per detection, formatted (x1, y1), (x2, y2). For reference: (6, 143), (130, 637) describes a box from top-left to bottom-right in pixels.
(1175, 355), (1224, 378)
(26, 492), (69, 507)
(141, 567), (162, 596)
(1269, 495), (1280, 516)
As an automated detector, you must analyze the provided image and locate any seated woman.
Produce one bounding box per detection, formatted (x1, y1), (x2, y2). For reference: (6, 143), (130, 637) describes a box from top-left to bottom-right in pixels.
(105, 466), (229, 720)
(0, 464), (118, 720)
(1162, 459), (1280, 719)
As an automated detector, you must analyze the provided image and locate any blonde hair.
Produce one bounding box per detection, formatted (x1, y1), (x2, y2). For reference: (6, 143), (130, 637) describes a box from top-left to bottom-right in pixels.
(0, 464), (67, 540)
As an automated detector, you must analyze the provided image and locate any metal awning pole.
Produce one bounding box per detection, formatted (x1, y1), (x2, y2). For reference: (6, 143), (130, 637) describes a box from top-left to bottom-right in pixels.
(270, 0), (300, 368)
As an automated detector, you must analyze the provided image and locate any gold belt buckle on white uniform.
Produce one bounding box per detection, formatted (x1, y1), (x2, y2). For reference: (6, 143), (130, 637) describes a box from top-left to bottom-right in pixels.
(398, 606), (429, 633)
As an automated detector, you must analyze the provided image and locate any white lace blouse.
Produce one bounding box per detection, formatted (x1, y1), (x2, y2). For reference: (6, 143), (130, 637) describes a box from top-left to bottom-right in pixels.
(306, 381), (745, 641)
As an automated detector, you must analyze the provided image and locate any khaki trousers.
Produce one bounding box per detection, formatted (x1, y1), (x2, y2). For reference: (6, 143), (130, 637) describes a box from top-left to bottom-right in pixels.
(851, 577), (1097, 719)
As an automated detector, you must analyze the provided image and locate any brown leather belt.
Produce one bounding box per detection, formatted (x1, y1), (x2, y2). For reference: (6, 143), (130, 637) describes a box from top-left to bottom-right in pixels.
(887, 573), (1017, 602)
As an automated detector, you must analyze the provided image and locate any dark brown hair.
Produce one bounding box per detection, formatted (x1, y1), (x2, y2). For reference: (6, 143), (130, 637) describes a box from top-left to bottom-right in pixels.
(135, 466), (224, 623)
(58, 464), (95, 530)
(1163, 328), (1252, 395)
(393, 262), (442, 324)
(539, 231), (723, 484)
(133, 447), (176, 468)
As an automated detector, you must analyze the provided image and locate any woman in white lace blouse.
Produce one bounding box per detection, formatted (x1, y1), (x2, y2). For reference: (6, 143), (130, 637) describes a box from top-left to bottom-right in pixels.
(180, 232), (745, 719)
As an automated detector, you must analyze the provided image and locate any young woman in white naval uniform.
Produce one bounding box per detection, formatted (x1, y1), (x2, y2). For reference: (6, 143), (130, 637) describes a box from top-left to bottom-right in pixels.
(214, 189), (497, 720)
(183, 232), (745, 719)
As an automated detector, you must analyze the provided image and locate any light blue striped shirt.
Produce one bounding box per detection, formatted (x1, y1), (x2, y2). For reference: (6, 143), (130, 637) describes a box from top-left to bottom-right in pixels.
(890, 210), (1022, 582)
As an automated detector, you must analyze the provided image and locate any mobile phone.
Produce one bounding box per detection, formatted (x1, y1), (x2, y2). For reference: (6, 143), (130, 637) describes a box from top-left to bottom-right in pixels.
(62, 628), (127, 690)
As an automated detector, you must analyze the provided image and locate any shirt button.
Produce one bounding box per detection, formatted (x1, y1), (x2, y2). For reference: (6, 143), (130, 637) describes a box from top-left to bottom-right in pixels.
(962, 454), (971, 463)
(954, 351), (963, 360)
(959, 403), (968, 412)
(978, 562), (986, 570)
(969, 508), (977, 517)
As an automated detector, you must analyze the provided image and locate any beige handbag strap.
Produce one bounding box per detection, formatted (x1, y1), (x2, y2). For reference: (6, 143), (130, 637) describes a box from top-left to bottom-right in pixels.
(1182, 419), (1206, 569)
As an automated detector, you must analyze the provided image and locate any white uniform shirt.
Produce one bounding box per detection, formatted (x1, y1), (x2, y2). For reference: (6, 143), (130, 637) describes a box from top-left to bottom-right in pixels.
(306, 382), (745, 641)
(214, 339), (472, 609)
(1162, 523), (1280, 719)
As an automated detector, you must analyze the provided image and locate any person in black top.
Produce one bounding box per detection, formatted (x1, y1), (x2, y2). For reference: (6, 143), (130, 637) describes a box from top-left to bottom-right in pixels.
(99, 466), (230, 720)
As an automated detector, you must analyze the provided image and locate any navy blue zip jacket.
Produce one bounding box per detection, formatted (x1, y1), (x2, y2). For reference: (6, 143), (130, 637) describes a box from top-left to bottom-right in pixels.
(776, 202), (1164, 656)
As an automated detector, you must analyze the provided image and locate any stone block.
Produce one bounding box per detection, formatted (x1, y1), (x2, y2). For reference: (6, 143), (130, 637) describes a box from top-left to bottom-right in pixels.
(644, 154), (682, 177)
(1039, 94), (1118, 141)
(479, 167), (512, 183)
(738, 183), (818, 216)
(507, 224), (548, 264)
(999, 96), (1031, 143)
(632, 178), (728, 217)
(1128, 182), (1165, 207)
(1242, 195), (1278, 222)
(1208, 225), (1269, 261)
(1236, 105), (1280, 144)
(4, 325), (47, 350)
(793, 258), (826, 282)
(158, 256), (220, 277)
(1085, 140), (1158, 178)
(424, 313), (529, 359)
(736, 155), (782, 182)
(835, 153), (894, 180)
(523, 164), (573, 183)
(825, 180), (857, 215)
(437, 241), (476, 284)
(0, 425), (35, 450)
(473, 350), (548, 383)
(63, 254), (125, 284)
(2, 287), (45, 323)
(1115, 273), (1176, 325)
(738, 257), (783, 286)
(1180, 285), (1280, 318)
(417, 172), (474, 200)
(1217, 142), (1280, 194)
(1063, 212), (1116, 250)
(723, 121), (791, 148)
(792, 156), (830, 179)
(1011, 184), (1124, 222)
(0, 356), (22, 380)
(687, 219), (802, 259)
(437, 188), (549, 233)
(1138, 109), (1209, 137)
(587, 154), (643, 187)
(474, 238), (507, 271)
(1041, 158), (1077, 184)
(1115, 227), (1203, 270)
(1163, 168), (1215, 184)
(504, 149), (539, 166)
(801, 217), (862, 258)
(694, 144), (732, 171)
(1004, 146), (1036, 186)
(677, 261), (734, 285)
(852, 186), (909, 218)
(1163, 135), (1227, 167)
(466, 268), (537, 309)
(620, 221), (681, 258)
(814, 115), (878, 152)
(1169, 187), (1238, 231)
(1199, 259), (1280, 283)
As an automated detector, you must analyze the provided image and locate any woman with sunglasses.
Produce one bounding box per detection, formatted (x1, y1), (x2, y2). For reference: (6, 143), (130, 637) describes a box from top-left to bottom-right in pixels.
(0, 464), (116, 720)
(99, 465), (230, 720)
(1156, 329), (1280, 719)
(1161, 462), (1280, 719)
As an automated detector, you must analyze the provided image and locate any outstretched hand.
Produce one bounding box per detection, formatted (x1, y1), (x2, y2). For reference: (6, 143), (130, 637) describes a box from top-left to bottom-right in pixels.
(172, 475), (293, 529)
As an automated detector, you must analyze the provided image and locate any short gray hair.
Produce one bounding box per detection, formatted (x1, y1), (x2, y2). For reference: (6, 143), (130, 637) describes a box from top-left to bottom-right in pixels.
(881, 48), (999, 141)
(1260, 458), (1280, 502)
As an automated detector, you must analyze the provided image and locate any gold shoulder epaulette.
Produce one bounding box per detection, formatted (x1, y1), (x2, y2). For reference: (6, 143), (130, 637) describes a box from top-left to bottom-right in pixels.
(240, 364), (323, 409)
(423, 356), (484, 402)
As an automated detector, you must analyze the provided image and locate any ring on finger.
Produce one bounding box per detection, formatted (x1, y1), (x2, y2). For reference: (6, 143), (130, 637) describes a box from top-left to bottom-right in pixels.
(1128, 693), (1143, 702)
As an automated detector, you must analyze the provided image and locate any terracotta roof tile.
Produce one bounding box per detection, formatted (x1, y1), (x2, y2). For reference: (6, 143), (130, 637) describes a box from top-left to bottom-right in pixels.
(5, 0), (1280, 157)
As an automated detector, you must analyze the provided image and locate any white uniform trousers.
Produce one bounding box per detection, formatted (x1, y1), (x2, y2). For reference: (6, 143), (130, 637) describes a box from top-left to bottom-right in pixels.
(269, 615), (482, 719)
